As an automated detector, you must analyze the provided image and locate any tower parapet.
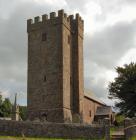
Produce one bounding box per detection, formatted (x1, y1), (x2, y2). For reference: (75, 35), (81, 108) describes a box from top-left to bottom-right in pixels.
(27, 9), (83, 33)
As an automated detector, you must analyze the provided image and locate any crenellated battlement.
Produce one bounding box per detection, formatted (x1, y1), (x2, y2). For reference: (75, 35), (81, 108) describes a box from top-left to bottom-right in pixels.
(27, 9), (84, 32)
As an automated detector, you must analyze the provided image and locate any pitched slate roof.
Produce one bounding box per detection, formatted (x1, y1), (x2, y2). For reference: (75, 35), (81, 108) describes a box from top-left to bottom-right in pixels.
(95, 106), (112, 116)
(84, 89), (106, 106)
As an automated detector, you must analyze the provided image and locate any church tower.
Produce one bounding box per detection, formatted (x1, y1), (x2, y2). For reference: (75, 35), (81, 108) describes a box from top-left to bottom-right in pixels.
(27, 10), (84, 123)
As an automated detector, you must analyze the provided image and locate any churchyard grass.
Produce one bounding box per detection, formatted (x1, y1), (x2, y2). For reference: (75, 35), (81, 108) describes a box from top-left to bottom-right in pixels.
(130, 136), (136, 140)
(0, 136), (74, 140)
(110, 126), (116, 135)
(0, 136), (105, 140)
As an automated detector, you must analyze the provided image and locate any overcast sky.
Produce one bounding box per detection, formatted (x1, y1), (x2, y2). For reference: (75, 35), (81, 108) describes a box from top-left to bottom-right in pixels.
(0, 0), (136, 106)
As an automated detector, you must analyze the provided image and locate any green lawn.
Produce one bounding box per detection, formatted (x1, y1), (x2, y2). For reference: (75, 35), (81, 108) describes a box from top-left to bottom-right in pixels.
(0, 137), (67, 140)
(130, 136), (136, 140)
(110, 127), (116, 135)
(0, 136), (75, 140)
(0, 136), (76, 140)
(0, 136), (105, 140)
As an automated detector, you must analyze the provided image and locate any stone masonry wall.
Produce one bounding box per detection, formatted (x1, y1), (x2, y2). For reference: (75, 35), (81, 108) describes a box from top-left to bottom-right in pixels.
(70, 14), (84, 115)
(0, 120), (106, 139)
(83, 97), (102, 124)
(124, 118), (136, 140)
(125, 126), (136, 140)
(27, 10), (73, 122)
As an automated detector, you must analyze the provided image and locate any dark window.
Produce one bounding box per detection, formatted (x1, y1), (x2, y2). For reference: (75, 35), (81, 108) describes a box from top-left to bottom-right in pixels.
(42, 33), (47, 41)
(68, 35), (71, 44)
(89, 110), (91, 117)
(41, 112), (47, 121)
(44, 75), (46, 82)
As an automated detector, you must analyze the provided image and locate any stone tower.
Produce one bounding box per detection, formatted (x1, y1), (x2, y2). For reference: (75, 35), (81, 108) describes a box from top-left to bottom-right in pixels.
(27, 9), (84, 123)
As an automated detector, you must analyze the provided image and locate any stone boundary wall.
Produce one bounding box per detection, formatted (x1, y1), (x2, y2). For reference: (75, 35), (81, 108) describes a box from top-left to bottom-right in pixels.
(125, 125), (136, 140)
(0, 120), (106, 139)
(124, 118), (136, 127)
(124, 118), (136, 140)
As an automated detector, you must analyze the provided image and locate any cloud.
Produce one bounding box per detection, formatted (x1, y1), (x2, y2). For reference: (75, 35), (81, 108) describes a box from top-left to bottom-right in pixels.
(84, 20), (136, 100)
(0, 0), (70, 105)
(84, 21), (136, 69)
(124, 0), (136, 4)
(0, 90), (10, 99)
(0, 1), (69, 91)
(0, 0), (136, 106)
(117, 48), (136, 66)
(65, 0), (90, 11)
(0, 89), (26, 105)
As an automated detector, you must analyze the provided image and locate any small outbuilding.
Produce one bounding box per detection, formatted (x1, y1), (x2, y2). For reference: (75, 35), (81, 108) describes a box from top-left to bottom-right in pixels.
(83, 90), (115, 124)
(94, 106), (115, 124)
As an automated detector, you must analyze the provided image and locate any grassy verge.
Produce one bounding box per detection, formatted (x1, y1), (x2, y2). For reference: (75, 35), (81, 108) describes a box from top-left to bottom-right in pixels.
(110, 126), (117, 135)
(130, 136), (136, 140)
(0, 136), (75, 140)
(0, 136), (105, 140)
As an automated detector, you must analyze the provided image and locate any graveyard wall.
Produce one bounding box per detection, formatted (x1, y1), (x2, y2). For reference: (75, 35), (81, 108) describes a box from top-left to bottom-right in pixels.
(0, 120), (106, 139)
(124, 118), (136, 140)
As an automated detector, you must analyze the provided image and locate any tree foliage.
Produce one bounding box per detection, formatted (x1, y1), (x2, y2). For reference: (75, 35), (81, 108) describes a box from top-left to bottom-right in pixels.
(0, 95), (3, 116)
(2, 98), (12, 117)
(0, 94), (27, 119)
(19, 106), (27, 120)
(0, 95), (12, 117)
(108, 62), (136, 117)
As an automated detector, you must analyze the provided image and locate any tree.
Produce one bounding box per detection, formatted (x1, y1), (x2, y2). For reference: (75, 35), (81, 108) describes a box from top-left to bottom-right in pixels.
(19, 106), (27, 121)
(0, 94), (12, 117)
(0, 93), (27, 119)
(108, 62), (136, 117)
(1, 98), (12, 117)
(0, 95), (3, 117)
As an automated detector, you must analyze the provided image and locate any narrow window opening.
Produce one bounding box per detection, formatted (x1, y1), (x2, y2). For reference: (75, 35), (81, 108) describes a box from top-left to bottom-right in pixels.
(44, 75), (46, 82)
(68, 35), (71, 44)
(89, 110), (91, 117)
(42, 33), (47, 41)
